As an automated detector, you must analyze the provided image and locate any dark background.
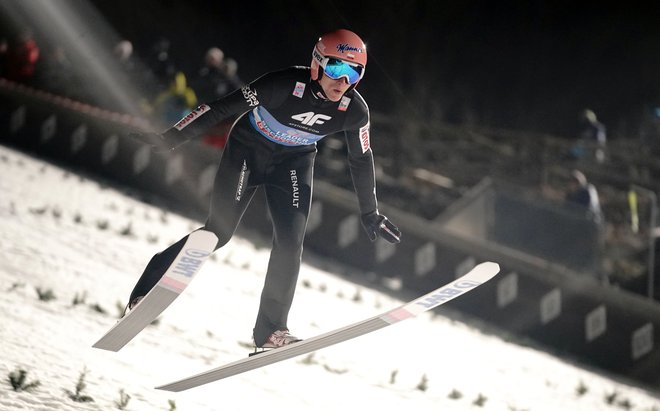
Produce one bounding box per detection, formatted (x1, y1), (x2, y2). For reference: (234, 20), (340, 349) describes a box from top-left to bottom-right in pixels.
(87, 0), (660, 139)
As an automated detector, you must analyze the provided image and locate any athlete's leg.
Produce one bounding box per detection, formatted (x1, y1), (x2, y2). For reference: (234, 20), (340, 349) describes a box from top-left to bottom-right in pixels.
(128, 136), (259, 304)
(253, 150), (316, 346)
(203, 136), (260, 248)
(128, 235), (188, 304)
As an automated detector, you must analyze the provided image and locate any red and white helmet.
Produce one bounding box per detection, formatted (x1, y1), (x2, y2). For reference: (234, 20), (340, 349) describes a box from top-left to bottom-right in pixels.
(311, 29), (367, 82)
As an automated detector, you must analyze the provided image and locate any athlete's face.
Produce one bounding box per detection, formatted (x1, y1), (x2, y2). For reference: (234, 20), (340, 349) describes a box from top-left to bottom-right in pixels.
(318, 73), (351, 102)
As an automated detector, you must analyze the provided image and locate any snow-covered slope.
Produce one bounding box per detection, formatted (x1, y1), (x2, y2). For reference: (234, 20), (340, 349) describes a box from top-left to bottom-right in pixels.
(1, 143), (658, 411)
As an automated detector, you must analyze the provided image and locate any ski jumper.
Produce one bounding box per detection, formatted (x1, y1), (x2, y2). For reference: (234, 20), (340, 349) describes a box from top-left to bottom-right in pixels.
(128, 67), (379, 346)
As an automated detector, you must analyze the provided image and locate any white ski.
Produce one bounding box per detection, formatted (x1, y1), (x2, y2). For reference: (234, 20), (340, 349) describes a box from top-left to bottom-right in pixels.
(156, 261), (500, 392)
(93, 230), (218, 351)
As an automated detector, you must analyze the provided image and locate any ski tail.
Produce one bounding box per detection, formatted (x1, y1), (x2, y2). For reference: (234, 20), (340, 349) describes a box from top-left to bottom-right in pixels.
(93, 230), (218, 351)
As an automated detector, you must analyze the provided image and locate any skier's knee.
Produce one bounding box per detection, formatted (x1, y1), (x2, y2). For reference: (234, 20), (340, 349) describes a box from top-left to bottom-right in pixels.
(202, 224), (232, 249)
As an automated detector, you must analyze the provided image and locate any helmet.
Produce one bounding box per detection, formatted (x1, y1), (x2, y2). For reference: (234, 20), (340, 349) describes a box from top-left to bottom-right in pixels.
(311, 29), (367, 82)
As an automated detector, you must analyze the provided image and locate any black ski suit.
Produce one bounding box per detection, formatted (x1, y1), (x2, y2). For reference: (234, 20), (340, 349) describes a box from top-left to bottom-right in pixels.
(129, 66), (380, 346)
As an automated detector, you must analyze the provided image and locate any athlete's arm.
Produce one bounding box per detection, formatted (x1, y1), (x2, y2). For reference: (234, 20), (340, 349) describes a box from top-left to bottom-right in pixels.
(344, 116), (378, 215)
(160, 73), (275, 142)
(344, 95), (401, 243)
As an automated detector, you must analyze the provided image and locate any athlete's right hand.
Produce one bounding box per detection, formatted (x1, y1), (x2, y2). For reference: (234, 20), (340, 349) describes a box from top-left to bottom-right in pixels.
(127, 131), (178, 152)
(128, 131), (162, 147)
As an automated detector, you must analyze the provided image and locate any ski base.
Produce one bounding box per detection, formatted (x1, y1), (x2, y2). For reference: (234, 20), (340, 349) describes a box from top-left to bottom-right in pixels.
(156, 261), (500, 392)
(93, 230), (218, 352)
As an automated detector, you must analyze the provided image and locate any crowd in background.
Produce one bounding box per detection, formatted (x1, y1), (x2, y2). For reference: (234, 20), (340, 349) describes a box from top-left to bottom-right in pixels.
(0, 26), (625, 224)
(0, 24), (657, 297)
(112, 38), (243, 125)
(0, 27), (243, 143)
(0, 28), (40, 86)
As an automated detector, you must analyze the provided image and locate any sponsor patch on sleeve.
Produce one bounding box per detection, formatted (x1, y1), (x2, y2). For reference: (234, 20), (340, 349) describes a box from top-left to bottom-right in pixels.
(174, 104), (211, 130)
(359, 121), (370, 153)
(338, 96), (351, 111)
(241, 85), (259, 106)
(293, 82), (306, 98)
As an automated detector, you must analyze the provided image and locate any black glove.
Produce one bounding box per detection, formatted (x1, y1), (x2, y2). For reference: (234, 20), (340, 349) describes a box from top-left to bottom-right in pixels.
(361, 211), (401, 243)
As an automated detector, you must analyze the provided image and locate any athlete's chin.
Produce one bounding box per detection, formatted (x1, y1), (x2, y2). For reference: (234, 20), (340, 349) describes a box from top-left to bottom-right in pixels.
(327, 91), (345, 102)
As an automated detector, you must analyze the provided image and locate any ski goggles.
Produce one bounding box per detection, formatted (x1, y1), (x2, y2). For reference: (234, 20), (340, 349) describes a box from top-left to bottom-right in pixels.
(320, 57), (364, 84)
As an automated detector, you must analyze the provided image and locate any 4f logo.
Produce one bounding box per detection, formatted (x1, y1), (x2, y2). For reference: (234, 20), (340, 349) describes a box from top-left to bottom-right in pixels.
(291, 112), (331, 126)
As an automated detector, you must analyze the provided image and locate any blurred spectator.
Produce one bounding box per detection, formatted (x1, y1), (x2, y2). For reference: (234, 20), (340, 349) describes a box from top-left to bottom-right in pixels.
(573, 108), (606, 163)
(201, 55), (244, 149)
(114, 39), (136, 71)
(190, 47), (241, 102)
(565, 169), (602, 223)
(222, 57), (242, 88)
(5, 28), (40, 85)
(144, 37), (177, 97)
(110, 38), (160, 113)
(152, 71), (198, 125)
(114, 39), (152, 87)
(190, 48), (243, 149)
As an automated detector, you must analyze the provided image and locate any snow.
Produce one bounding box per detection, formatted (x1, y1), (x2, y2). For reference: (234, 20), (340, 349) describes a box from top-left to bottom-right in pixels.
(0, 143), (659, 411)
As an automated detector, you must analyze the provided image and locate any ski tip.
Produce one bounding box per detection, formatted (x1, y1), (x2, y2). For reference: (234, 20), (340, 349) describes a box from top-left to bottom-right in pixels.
(479, 261), (500, 272)
(470, 261), (500, 282)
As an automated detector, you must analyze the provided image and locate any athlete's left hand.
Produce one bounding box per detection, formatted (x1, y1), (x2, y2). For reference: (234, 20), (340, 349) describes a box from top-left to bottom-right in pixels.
(361, 211), (401, 243)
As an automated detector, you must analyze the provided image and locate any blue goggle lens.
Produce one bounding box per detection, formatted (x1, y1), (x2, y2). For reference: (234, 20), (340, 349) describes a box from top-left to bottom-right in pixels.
(323, 58), (363, 84)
